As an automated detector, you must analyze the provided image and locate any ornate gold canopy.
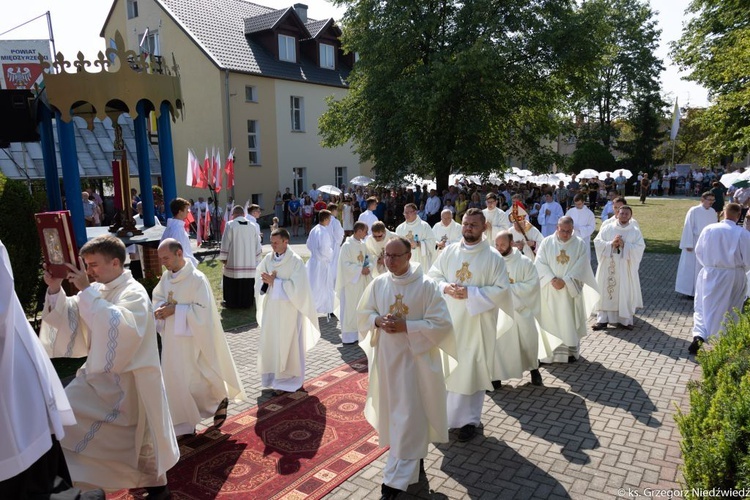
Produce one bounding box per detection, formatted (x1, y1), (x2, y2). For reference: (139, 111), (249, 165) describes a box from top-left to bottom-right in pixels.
(38, 31), (183, 128)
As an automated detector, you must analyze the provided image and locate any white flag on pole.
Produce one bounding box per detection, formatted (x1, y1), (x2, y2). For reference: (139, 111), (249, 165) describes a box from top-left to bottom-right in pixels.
(670, 98), (681, 141)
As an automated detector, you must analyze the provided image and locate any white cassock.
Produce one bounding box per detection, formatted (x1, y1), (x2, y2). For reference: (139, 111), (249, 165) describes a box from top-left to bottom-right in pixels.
(0, 240), (75, 482)
(365, 230), (396, 278)
(567, 206), (596, 261)
(335, 236), (373, 344)
(494, 248), (558, 380)
(482, 207), (511, 240)
(693, 220), (750, 341)
(161, 217), (198, 266)
(535, 234), (599, 362)
(428, 240), (514, 428)
(329, 217), (345, 283)
(153, 260), (246, 435)
(396, 218), (437, 271)
(593, 221), (645, 326)
(255, 250), (321, 391)
(432, 220), (462, 254)
(306, 223), (336, 314)
(358, 210), (379, 233)
(675, 204), (717, 296)
(40, 272), (179, 490)
(510, 222), (544, 261)
(357, 263), (455, 492)
(538, 201), (564, 237)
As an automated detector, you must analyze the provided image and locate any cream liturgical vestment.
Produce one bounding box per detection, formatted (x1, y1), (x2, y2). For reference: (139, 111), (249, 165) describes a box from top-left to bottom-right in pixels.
(538, 201), (564, 237)
(594, 221), (645, 325)
(675, 204), (717, 296)
(153, 260), (246, 435)
(535, 234), (599, 362)
(365, 230), (396, 278)
(357, 263), (455, 484)
(567, 206), (596, 261)
(336, 236), (373, 343)
(494, 248), (556, 380)
(396, 218), (437, 270)
(40, 272), (179, 490)
(432, 220), (462, 252)
(510, 222), (544, 261)
(0, 241), (75, 482)
(255, 250), (321, 391)
(306, 223), (336, 314)
(482, 207), (511, 240)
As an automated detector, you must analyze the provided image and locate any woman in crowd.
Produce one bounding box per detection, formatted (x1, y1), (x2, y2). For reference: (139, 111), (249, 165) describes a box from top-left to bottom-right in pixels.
(302, 194), (314, 235)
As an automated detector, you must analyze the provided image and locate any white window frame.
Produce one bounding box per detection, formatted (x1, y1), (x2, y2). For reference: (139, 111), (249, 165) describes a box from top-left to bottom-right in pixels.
(245, 85), (257, 102)
(278, 34), (296, 63)
(127, 0), (138, 19)
(319, 43), (335, 69)
(290, 96), (304, 132)
(247, 119), (260, 165)
(334, 166), (347, 188)
(138, 31), (160, 57)
(293, 167), (306, 197)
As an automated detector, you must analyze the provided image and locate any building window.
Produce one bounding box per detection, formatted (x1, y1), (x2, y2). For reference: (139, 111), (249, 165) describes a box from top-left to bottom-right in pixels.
(247, 120), (260, 165)
(334, 166), (347, 188)
(138, 31), (160, 57)
(127, 0), (138, 19)
(319, 43), (335, 69)
(290, 96), (304, 132)
(278, 34), (296, 62)
(245, 85), (257, 102)
(251, 193), (263, 207)
(293, 167), (306, 197)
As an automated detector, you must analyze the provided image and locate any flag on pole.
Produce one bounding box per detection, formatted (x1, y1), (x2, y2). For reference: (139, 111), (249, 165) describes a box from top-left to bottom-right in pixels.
(186, 149), (201, 187)
(184, 210), (194, 232)
(225, 147), (235, 190)
(213, 147), (222, 194)
(670, 98), (681, 141)
(202, 148), (211, 189)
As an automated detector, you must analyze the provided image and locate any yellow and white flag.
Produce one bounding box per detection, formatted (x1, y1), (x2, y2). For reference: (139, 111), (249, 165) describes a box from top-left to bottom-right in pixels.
(670, 98), (681, 141)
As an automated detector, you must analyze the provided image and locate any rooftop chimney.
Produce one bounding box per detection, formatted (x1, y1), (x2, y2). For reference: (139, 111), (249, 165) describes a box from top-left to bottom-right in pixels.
(294, 3), (308, 23)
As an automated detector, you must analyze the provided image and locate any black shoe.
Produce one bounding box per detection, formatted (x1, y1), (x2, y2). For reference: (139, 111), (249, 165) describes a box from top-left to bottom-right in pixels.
(530, 369), (543, 386)
(592, 322), (607, 331)
(457, 424), (476, 442)
(144, 485), (171, 500)
(617, 322), (634, 330)
(342, 340), (358, 346)
(491, 380), (502, 390)
(568, 355), (577, 363)
(381, 483), (402, 500)
(688, 336), (704, 355)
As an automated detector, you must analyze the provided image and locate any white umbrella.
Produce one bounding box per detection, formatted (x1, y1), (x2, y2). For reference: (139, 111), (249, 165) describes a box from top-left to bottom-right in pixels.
(578, 169), (599, 179)
(516, 169), (533, 177)
(598, 171), (614, 181)
(615, 169), (633, 179)
(350, 175), (375, 186)
(317, 184), (342, 196)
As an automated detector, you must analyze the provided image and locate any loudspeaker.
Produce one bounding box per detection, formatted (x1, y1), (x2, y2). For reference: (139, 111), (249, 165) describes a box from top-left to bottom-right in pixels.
(0, 89), (39, 147)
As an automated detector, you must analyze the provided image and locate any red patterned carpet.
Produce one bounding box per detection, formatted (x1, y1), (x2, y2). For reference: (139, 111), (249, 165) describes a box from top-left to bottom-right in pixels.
(109, 357), (385, 499)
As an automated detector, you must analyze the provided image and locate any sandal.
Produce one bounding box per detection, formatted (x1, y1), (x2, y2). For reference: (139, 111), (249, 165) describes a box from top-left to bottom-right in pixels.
(213, 397), (229, 429)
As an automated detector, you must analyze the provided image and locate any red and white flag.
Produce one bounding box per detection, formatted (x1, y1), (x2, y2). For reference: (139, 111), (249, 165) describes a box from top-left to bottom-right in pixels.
(225, 147), (235, 190)
(213, 147), (222, 194)
(186, 149), (202, 187)
(202, 149), (211, 189)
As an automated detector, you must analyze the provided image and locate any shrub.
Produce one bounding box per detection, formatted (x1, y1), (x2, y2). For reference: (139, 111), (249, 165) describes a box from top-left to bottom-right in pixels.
(0, 173), (43, 313)
(677, 311), (750, 492)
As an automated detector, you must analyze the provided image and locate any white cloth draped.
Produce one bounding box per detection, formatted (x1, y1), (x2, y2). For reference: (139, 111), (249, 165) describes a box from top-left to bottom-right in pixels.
(567, 206), (596, 261)
(364, 230), (396, 278)
(306, 224), (336, 314)
(335, 236), (373, 343)
(510, 223), (544, 261)
(482, 207), (511, 240)
(432, 220), (463, 253)
(396, 219), (437, 271)
(675, 205), (717, 296)
(538, 202), (564, 237)
(219, 216), (262, 279)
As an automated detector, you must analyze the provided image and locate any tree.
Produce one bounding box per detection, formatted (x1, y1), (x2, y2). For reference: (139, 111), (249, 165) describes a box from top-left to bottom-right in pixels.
(617, 91), (667, 171)
(671, 0), (750, 159)
(569, 140), (616, 173)
(320, 0), (601, 190)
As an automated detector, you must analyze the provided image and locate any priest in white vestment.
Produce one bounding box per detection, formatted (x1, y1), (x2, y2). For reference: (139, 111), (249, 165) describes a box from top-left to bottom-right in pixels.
(160, 197), (198, 266)
(365, 222), (395, 278)
(675, 192), (718, 297)
(306, 210), (336, 316)
(40, 236), (178, 495)
(256, 229), (321, 394)
(358, 237), (455, 498)
(0, 240), (96, 497)
(328, 203), (346, 283)
(336, 222), (373, 344)
(592, 206), (645, 330)
(396, 202), (437, 271)
(538, 193), (564, 237)
(492, 232), (548, 386)
(482, 193), (511, 240)
(566, 194), (596, 262)
(153, 239), (246, 437)
(219, 206), (262, 309)
(427, 209), (514, 442)
(508, 202), (544, 261)
(535, 217), (599, 363)
(690, 203), (750, 355)
(432, 209), (462, 254)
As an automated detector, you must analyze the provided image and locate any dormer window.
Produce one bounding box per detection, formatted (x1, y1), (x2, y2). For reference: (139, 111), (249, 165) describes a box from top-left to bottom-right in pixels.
(279, 34), (296, 62)
(319, 43), (335, 69)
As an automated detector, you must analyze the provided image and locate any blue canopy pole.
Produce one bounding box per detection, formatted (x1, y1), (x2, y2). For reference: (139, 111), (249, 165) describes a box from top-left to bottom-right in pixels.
(55, 112), (87, 249)
(157, 101), (177, 219)
(38, 103), (62, 210)
(133, 102), (156, 227)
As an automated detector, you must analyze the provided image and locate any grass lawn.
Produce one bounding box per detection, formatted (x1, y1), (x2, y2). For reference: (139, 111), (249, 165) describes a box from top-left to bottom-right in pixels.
(594, 196), (697, 254)
(198, 255), (257, 331)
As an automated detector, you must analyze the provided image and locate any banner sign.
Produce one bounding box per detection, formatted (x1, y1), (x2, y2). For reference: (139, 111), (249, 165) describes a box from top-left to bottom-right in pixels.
(0, 40), (51, 90)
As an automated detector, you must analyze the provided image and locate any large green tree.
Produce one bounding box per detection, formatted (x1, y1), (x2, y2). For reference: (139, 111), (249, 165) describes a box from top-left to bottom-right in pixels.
(320, 0), (600, 190)
(617, 91), (667, 170)
(671, 0), (750, 159)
